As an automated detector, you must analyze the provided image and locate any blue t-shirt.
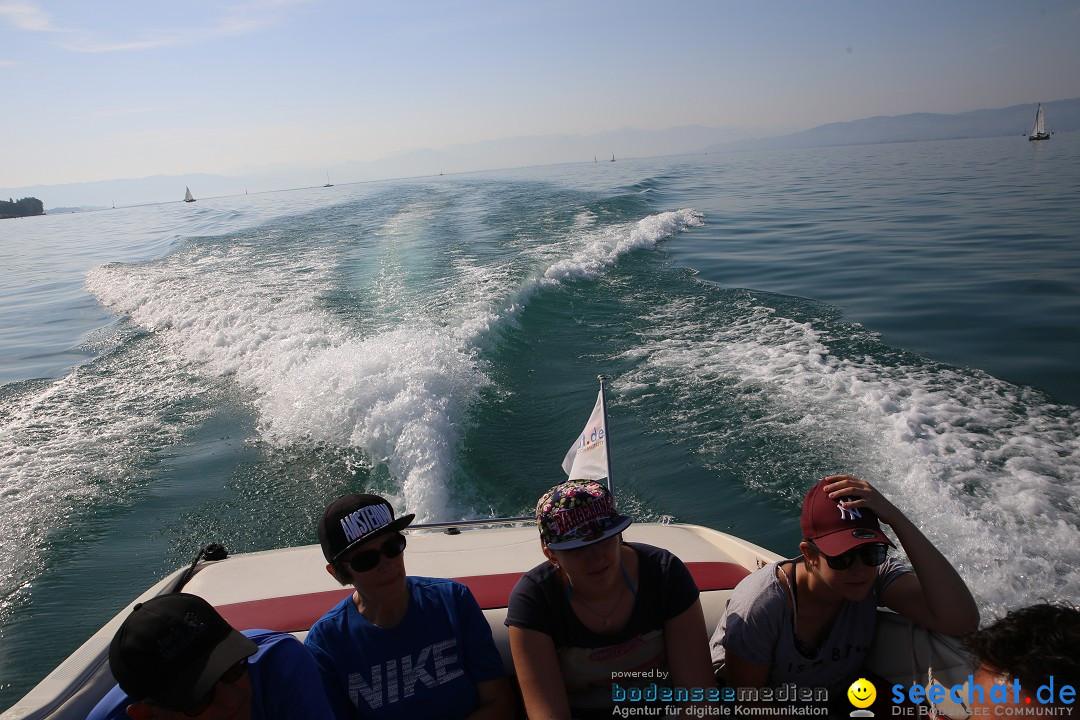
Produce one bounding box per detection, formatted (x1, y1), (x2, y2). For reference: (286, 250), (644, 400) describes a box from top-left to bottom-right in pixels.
(304, 576), (506, 720)
(86, 629), (334, 720)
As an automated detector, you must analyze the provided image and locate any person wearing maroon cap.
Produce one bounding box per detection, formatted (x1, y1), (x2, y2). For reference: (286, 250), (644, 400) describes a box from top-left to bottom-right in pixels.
(710, 474), (978, 703)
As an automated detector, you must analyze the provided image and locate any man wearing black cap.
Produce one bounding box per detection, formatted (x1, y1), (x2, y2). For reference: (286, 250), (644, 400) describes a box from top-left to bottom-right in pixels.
(86, 593), (334, 720)
(304, 493), (512, 720)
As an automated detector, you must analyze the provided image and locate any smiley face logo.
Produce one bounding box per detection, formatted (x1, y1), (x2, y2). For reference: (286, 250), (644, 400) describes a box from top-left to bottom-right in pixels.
(847, 677), (876, 709)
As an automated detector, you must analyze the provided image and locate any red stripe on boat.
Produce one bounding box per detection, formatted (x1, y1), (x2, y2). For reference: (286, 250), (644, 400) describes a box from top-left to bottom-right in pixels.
(684, 561), (750, 591)
(215, 562), (750, 632)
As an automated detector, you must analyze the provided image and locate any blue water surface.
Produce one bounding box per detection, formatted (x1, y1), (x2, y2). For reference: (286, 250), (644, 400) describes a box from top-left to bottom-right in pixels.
(1, 134), (1078, 709)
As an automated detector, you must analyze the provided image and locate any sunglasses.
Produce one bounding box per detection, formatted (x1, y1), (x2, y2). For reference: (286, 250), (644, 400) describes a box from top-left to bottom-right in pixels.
(347, 533), (407, 573)
(812, 543), (888, 571)
(154, 658), (248, 717)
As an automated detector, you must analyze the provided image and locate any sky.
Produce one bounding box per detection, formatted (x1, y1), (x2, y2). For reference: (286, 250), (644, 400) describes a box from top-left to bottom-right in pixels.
(1, 0), (1078, 189)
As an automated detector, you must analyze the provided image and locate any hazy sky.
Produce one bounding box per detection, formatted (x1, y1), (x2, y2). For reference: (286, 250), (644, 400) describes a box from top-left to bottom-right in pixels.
(2, 0), (1078, 188)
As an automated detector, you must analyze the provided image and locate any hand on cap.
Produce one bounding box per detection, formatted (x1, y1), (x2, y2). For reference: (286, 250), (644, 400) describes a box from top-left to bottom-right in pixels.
(822, 474), (902, 526)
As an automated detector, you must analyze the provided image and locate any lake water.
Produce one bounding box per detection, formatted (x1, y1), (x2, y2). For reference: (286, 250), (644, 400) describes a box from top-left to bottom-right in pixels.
(1, 134), (1078, 709)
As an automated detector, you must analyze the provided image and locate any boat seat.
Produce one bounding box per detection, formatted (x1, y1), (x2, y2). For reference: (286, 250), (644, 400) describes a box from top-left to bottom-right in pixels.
(215, 561), (749, 673)
(217, 561), (747, 630)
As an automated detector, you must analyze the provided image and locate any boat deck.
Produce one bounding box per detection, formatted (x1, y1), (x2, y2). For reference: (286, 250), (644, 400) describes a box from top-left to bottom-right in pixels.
(2, 522), (780, 719)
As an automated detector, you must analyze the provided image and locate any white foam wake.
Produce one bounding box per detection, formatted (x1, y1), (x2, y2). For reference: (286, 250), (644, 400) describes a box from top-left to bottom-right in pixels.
(83, 206), (706, 522)
(620, 294), (1080, 617)
(0, 330), (210, 608)
(543, 209), (704, 283)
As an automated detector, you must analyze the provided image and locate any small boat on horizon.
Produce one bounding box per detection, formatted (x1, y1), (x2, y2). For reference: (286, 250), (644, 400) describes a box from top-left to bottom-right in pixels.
(183, 187), (196, 203)
(1028, 103), (1053, 141)
(323, 172), (334, 188)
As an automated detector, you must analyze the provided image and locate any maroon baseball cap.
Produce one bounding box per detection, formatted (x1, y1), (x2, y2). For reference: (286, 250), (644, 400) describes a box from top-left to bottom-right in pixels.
(800, 477), (895, 556)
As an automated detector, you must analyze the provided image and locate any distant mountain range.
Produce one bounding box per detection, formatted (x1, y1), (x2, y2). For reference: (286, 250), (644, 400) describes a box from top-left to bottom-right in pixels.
(6, 99), (1076, 210)
(705, 98), (1080, 152)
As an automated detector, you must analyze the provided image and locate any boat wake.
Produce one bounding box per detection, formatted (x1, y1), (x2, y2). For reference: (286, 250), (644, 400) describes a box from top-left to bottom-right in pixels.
(617, 288), (1080, 617)
(77, 201), (703, 526)
(0, 327), (212, 617)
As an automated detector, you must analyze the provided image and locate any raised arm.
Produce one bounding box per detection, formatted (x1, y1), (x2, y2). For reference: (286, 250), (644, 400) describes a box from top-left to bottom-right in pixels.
(508, 625), (572, 720)
(824, 475), (979, 635)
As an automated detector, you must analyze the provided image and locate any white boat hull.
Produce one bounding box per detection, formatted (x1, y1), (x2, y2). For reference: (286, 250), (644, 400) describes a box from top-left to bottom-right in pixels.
(1, 521), (973, 719)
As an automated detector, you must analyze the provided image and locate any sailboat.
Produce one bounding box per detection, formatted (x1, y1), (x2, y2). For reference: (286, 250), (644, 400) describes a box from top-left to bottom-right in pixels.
(610, 154), (615, 162)
(183, 187), (196, 203)
(323, 172), (334, 188)
(1028, 103), (1052, 141)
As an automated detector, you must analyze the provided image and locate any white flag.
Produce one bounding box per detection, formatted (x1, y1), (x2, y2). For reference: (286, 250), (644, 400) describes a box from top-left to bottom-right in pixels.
(561, 390), (608, 480)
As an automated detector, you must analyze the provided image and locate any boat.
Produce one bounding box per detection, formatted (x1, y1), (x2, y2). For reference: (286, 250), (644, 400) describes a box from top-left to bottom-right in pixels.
(0, 521), (753, 718)
(0, 381), (974, 719)
(324, 173), (334, 188)
(611, 154), (616, 162)
(183, 187), (196, 203)
(0, 519), (976, 719)
(1028, 103), (1053, 141)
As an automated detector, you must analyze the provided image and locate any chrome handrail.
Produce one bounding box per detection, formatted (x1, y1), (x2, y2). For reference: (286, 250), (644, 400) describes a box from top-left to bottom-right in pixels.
(409, 516), (533, 532)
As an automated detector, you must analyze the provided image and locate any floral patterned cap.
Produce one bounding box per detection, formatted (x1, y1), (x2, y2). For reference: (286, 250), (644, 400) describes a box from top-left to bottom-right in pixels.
(536, 480), (633, 550)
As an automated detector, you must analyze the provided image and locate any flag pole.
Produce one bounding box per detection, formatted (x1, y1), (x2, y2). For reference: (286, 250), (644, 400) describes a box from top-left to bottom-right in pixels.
(597, 374), (613, 493)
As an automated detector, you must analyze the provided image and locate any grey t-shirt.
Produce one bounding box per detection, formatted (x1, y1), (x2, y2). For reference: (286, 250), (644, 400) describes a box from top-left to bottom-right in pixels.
(710, 556), (908, 692)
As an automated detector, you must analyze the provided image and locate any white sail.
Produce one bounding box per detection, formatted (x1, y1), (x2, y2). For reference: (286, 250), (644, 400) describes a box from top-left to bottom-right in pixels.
(184, 187), (195, 202)
(1028, 104), (1051, 140)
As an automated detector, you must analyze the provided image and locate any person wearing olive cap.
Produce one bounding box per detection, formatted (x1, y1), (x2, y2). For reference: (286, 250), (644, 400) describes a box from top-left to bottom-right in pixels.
(85, 592), (333, 720)
(711, 474), (979, 701)
(304, 493), (512, 720)
(505, 480), (716, 720)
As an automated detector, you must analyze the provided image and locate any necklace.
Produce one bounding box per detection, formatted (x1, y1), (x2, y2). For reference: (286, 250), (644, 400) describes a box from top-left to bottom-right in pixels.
(570, 581), (627, 628)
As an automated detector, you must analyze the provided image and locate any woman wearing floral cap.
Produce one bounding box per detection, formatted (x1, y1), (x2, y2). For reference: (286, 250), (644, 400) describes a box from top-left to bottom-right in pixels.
(505, 480), (716, 719)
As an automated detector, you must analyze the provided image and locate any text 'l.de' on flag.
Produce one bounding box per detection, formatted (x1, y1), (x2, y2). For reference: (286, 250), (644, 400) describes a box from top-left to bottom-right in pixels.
(561, 389), (608, 480)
